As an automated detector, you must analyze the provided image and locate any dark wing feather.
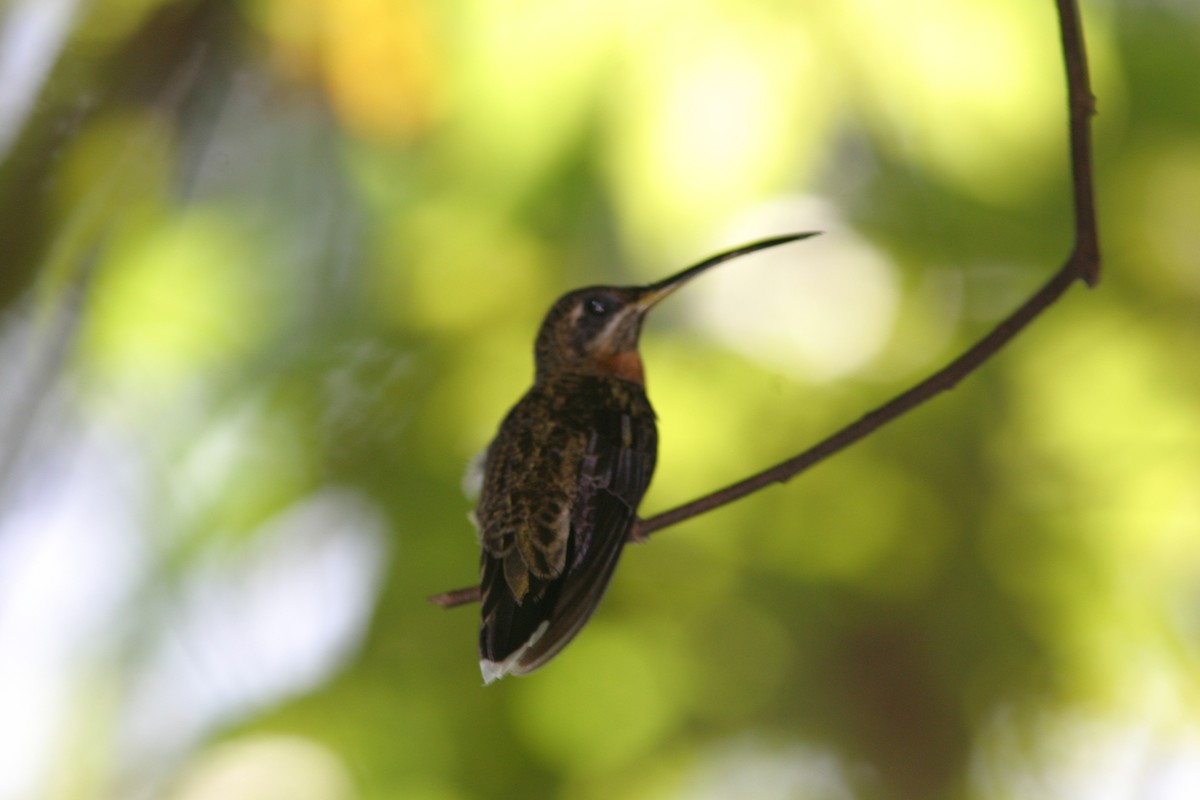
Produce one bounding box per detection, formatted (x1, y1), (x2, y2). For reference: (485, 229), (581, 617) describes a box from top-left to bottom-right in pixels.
(477, 392), (574, 671)
(477, 380), (656, 681)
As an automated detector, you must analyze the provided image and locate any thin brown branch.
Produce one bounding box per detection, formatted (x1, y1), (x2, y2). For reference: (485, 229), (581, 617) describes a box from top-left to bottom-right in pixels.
(636, 269), (1082, 540)
(430, 0), (1101, 610)
(1056, 0), (1101, 286)
(428, 585), (482, 607)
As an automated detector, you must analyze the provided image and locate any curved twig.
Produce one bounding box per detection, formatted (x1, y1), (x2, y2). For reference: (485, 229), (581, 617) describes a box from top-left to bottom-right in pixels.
(429, 0), (1100, 609)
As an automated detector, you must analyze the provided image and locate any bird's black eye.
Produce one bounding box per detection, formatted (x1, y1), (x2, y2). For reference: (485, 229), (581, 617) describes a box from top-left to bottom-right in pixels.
(584, 296), (613, 317)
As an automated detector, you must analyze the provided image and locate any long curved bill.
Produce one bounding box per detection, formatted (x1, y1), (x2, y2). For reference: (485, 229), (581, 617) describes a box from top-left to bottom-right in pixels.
(634, 231), (821, 310)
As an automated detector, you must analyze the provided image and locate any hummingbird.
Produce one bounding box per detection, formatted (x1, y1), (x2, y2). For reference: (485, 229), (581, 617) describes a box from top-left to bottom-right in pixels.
(475, 232), (817, 683)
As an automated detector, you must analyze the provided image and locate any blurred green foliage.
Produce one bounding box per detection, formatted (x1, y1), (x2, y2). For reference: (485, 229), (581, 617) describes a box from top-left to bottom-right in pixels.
(1, 1), (1198, 800)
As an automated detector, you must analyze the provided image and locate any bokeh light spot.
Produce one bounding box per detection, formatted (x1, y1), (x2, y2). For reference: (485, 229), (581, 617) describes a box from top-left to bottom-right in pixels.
(509, 621), (688, 773)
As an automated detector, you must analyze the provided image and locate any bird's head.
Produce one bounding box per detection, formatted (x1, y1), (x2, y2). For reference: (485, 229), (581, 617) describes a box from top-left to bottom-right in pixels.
(532, 233), (818, 384)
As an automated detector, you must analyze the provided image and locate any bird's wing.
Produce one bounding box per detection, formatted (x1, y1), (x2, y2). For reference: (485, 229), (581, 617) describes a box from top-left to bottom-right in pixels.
(478, 389), (656, 682)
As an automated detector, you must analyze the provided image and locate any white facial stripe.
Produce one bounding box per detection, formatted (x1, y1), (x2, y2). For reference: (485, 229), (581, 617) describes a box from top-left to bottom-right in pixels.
(586, 305), (640, 354)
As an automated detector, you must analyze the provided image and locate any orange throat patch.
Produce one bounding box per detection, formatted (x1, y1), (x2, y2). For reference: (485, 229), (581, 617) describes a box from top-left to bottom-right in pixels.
(597, 350), (645, 384)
